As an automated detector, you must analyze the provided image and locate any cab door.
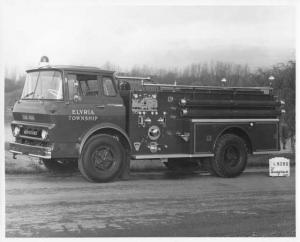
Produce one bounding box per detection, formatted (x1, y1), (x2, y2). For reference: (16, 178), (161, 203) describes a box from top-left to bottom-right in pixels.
(99, 75), (125, 127)
(56, 72), (125, 145)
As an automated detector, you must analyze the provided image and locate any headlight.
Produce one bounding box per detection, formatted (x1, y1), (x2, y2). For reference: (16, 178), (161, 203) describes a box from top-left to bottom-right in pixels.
(41, 129), (48, 140)
(12, 126), (20, 137)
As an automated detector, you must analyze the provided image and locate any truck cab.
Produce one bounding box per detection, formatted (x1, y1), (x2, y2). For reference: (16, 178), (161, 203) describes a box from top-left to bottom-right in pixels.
(10, 65), (131, 181)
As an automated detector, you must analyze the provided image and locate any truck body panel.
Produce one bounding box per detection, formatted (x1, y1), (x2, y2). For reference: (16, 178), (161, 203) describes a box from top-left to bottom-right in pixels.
(127, 88), (280, 158)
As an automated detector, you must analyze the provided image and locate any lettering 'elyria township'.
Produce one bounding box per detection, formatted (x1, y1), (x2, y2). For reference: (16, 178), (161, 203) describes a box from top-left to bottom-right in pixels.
(72, 109), (95, 115)
(68, 115), (98, 121)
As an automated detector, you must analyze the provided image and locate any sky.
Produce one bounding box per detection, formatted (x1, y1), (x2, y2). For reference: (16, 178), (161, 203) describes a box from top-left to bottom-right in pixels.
(2, 0), (296, 76)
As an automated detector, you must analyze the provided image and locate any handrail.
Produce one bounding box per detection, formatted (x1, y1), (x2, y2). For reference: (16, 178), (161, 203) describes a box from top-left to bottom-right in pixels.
(115, 75), (152, 81)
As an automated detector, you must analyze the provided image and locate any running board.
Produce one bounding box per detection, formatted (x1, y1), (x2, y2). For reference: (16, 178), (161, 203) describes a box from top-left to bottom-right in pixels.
(132, 153), (214, 160)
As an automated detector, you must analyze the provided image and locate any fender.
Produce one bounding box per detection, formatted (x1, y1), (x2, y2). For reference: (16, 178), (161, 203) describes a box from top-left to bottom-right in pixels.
(79, 122), (132, 154)
(213, 125), (252, 151)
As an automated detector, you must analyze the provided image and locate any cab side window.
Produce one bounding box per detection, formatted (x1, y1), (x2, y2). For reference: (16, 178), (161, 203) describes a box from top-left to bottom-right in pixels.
(102, 77), (116, 96)
(67, 74), (98, 99)
(79, 78), (98, 96)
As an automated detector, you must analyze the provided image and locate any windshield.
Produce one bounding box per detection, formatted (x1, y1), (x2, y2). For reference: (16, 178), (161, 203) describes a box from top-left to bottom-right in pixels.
(21, 71), (63, 100)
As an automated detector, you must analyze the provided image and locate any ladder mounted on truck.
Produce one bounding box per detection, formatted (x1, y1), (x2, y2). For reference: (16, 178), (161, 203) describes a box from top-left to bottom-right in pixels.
(115, 75), (154, 91)
(115, 75), (152, 82)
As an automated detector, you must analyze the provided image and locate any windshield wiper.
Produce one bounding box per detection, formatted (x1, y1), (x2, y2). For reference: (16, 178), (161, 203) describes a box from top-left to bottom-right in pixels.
(23, 92), (35, 98)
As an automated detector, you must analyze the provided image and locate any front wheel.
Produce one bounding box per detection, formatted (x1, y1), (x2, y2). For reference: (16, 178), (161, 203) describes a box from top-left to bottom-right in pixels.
(211, 134), (247, 178)
(79, 134), (125, 182)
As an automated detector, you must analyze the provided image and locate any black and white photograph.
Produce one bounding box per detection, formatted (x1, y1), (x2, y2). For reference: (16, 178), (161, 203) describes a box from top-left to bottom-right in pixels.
(1, 0), (297, 239)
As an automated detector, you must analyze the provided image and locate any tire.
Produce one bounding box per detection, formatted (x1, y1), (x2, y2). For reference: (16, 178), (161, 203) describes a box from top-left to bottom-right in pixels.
(164, 158), (201, 173)
(211, 134), (247, 178)
(42, 159), (78, 173)
(78, 134), (125, 182)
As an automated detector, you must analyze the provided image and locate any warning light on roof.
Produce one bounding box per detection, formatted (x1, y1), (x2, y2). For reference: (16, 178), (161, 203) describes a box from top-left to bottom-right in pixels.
(268, 75), (275, 87)
(268, 75), (275, 81)
(39, 56), (50, 67)
(221, 78), (227, 86)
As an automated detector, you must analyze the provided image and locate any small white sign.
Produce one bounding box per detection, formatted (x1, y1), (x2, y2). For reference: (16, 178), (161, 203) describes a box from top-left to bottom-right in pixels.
(269, 157), (290, 177)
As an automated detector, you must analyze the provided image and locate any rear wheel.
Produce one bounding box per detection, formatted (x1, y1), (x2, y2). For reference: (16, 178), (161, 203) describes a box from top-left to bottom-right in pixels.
(79, 134), (125, 182)
(42, 159), (78, 173)
(211, 134), (247, 177)
(164, 158), (201, 173)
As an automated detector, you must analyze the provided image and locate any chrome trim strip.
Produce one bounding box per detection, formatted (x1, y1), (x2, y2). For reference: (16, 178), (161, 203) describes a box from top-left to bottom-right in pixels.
(194, 123), (196, 153)
(9, 142), (52, 151)
(191, 119), (279, 123)
(132, 153), (214, 159)
(9, 149), (52, 159)
(11, 120), (55, 129)
(106, 104), (124, 107)
(253, 151), (282, 155)
(19, 135), (43, 141)
(115, 75), (152, 81)
(143, 83), (271, 91)
(9, 150), (22, 154)
(28, 154), (51, 159)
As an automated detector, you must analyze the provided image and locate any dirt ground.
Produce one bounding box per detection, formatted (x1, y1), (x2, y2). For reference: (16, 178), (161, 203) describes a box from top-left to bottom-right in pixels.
(6, 167), (295, 237)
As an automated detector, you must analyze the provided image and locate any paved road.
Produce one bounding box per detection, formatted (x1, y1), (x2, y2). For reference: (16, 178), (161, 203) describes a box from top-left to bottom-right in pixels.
(6, 168), (295, 237)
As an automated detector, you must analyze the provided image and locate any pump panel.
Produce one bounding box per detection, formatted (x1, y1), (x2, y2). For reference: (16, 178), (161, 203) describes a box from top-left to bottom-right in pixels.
(131, 93), (158, 114)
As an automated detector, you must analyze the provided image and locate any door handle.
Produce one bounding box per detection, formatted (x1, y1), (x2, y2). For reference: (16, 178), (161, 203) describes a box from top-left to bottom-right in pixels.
(96, 105), (105, 109)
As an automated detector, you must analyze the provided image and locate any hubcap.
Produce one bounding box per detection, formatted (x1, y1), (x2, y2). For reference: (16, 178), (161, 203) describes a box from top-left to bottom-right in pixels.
(92, 146), (115, 171)
(224, 145), (240, 167)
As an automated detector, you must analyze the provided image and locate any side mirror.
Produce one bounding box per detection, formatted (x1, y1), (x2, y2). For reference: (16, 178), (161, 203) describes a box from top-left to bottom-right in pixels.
(73, 94), (81, 103)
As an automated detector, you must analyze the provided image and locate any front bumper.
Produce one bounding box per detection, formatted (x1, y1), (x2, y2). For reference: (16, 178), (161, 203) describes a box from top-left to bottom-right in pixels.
(9, 142), (52, 159)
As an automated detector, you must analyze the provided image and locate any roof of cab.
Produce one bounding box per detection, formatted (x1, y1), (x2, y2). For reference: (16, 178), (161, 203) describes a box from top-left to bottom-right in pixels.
(26, 65), (115, 74)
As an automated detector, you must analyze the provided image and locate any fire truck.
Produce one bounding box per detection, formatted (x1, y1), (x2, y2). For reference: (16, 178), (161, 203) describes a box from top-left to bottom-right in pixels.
(9, 58), (284, 182)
